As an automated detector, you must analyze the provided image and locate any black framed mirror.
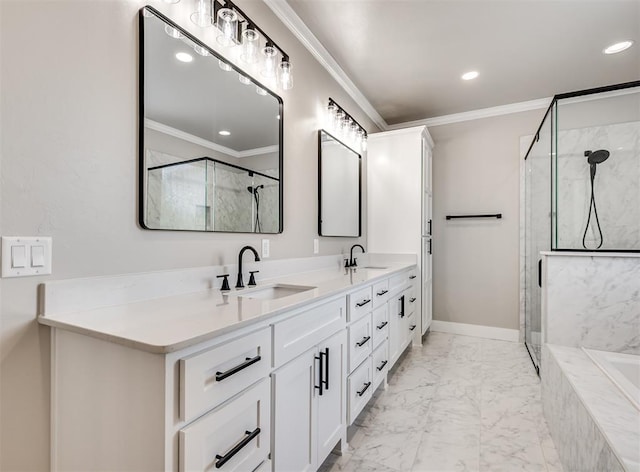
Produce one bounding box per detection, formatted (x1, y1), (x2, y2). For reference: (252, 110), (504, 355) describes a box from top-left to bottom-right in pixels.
(318, 130), (362, 237)
(139, 7), (283, 233)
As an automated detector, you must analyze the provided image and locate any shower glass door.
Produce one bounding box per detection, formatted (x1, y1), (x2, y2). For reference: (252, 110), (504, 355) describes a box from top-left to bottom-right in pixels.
(524, 106), (553, 371)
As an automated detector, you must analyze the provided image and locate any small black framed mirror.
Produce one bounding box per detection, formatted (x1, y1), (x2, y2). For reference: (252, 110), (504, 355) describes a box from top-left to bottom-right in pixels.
(318, 130), (362, 237)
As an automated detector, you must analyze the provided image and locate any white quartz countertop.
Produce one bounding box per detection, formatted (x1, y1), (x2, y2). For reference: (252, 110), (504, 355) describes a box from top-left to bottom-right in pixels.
(38, 263), (415, 354)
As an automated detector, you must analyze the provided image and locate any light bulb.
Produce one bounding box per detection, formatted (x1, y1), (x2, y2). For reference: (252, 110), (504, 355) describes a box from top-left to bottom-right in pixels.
(190, 0), (213, 28)
(240, 28), (260, 64)
(238, 74), (252, 85)
(216, 8), (238, 46)
(278, 60), (293, 90)
(164, 25), (183, 39)
(261, 45), (278, 78)
(193, 44), (209, 56)
(218, 60), (232, 72)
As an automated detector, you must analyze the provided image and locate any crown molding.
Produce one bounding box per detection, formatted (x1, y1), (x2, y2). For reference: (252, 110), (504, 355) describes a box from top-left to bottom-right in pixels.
(263, 0), (388, 131)
(144, 119), (276, 158)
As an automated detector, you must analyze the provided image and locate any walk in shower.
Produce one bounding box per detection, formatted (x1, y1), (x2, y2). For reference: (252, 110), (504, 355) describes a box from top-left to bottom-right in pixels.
(524, 81), (640, 371)
(146, 157), (279, 233)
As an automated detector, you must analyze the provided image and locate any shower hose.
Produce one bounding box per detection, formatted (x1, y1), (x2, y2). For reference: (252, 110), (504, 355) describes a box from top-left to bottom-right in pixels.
(582, 167), (604, 249)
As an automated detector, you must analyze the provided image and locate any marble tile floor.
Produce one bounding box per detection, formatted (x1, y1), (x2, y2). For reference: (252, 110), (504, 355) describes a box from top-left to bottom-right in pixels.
(319, 332), (563, 472)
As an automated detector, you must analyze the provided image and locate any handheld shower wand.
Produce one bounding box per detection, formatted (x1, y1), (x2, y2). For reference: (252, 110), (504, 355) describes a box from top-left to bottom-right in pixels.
(582, 149), (610, 249)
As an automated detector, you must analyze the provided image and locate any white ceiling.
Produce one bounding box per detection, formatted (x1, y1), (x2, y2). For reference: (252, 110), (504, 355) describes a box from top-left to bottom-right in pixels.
(286, 0), (640, 125)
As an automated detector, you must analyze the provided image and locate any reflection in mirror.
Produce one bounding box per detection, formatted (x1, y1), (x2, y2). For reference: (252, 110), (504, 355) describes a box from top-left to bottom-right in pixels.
(318, 130), (361, 237)
(139, 7), (283, 233)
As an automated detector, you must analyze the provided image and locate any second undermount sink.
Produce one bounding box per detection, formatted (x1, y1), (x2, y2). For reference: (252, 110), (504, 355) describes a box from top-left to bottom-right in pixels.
(235, 284), (316, 300)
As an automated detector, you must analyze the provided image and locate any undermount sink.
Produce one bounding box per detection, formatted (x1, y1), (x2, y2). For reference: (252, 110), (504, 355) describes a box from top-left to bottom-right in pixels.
(234, 284), (316, 300)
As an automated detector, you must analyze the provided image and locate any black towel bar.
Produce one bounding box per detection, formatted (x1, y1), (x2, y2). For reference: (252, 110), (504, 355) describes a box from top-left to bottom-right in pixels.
(445, 213), (502, 220)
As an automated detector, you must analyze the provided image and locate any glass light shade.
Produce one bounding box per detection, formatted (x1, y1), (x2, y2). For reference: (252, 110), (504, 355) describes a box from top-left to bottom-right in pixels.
(164, 25), (183, 39)
(238, 74), (252, 85)
(218, 60), (232, 72)
(190, 0), (213, 28)
(240, 28), (260, 64)
(350, 122), (359, 141)
(327, 102), (337, 129)
(256, 86), (268, 96)
(278, 61), (293, 90)
(193, 44), (209, 56)
(261, 46), (278, 78)
(341, 117), (351, 135)
(361, 134), (368, 152)
(334, 110), (344, 130)
(216, 8), (238, 46)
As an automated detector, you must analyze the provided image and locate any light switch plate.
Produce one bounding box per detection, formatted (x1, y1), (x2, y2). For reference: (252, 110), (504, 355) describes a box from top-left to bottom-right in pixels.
(1, 236), (52, 278)
(261, 239), (270, 258)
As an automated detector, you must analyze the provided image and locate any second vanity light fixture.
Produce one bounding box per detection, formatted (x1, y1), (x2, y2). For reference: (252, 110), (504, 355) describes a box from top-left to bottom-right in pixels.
(188, 0), (293, 91)
(326, 98), (368, 153)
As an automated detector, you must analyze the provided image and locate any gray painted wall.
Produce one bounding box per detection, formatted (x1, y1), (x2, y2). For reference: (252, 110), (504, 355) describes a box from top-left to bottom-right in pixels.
(430, 110), (545, 330)
(0, 1), (375, 469)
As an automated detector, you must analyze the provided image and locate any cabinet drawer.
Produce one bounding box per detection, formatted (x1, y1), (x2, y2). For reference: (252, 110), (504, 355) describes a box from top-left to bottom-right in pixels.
(348, 286), (373, 322)
(405, 312), (417, 350)
(273, 298), (346, 368)
(372, 341), (389, 390)
(348, 314), (373, 373)
(406, 288), (418, 317)
(372, 304), (389, 349)
(388, 271), (409, 295)
(372, 279), (389, 308)
(180, 327), (271, 422)
(253, 460), (271, 471)
(347, 357), (373, 425)
(179, 378), (270, 472)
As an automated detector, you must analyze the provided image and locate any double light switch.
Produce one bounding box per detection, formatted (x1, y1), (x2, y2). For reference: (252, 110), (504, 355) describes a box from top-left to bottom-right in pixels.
(2, 237), (52, 277)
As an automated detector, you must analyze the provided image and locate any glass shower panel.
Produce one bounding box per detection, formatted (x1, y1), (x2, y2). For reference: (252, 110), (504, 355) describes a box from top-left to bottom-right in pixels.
(554, 88), (640, 250)
(524, 107), (553, 370)
(146, 160), (209, 230)
(212, 163), (253, 232)
(250, 173), (279, 233)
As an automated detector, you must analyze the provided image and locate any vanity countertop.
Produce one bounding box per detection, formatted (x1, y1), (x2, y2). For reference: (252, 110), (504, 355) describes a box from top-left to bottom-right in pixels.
(38, 263), (415, 354)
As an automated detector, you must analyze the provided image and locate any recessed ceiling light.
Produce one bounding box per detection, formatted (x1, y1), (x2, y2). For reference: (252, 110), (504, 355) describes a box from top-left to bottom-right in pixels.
(218, 130), (231, 136)
(175, 52), (193, 63)
(461, 71), (479, 81)
(603, 40), (634, 54)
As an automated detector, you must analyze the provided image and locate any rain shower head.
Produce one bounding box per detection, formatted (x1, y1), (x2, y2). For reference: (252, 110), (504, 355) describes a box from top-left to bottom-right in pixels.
(585, 149), (610, 165)
(247, 185), (264, 195)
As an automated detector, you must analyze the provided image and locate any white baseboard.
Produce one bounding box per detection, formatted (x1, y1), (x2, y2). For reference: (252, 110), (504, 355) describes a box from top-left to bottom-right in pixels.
(430, 320), (520, 343)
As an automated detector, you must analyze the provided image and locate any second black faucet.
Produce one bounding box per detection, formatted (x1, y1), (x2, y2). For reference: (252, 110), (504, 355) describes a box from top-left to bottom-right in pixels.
(236, 245), (261, 289)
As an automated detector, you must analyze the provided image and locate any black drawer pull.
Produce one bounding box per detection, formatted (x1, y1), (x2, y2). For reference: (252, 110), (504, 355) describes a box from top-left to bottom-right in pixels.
(215, 427), (261, 468)
(409, 324), (417, 331)
(376, 289), (388, 297)
(410, 297), (416, 303)
(357, 382), (371, 397)
(215, 355), (261, 382)
(409, 275), (417, 280)
(376, 360), (388, 371)
(356, 299), (371, 308)
(376, 321), (388, 330)
(356, 336), (371, 347)
(399, 295), (405, 318)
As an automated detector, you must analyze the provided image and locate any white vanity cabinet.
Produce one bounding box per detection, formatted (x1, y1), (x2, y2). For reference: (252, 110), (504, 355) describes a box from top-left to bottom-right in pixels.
(271, 324), (346, 472)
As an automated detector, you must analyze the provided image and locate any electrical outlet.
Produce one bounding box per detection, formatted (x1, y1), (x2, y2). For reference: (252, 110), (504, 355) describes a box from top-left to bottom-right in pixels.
(313, 238), (319, 254)
(261, 239), (270, 258)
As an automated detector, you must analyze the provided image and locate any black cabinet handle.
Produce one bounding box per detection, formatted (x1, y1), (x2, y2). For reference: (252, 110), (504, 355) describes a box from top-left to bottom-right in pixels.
(356, 382), (371, 397)
(376, 360), (388, 371)
(315, 351), (324, 396)
(376, 321), (388, 330)
(410, 297), (416, 303)
(410, 324), (417, 331)
(428, 219), (432, 236)
(538, 259), (542, 288)
(399, 295), (405, 318)
(356, 336), (371, 347)
(215, 427), (261, 469)
(216, 355), (261, 382)
(356, 299), (371, 308)
(409, 275), (417, 280)
(322, 348), (329, 390)
(376, 289), (388, 297)
(429, 239), (432, 255)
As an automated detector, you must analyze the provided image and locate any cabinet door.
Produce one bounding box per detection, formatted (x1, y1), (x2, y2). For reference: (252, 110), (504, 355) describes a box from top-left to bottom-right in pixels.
(272, 350), (317, 472)
(316, 330), (346, 465)
(388, 293), (405, 366)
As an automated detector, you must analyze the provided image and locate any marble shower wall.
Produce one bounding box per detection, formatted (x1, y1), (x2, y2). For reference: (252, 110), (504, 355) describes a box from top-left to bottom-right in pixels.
(555, 121), (640, 250)
(544, 254), (640, 354)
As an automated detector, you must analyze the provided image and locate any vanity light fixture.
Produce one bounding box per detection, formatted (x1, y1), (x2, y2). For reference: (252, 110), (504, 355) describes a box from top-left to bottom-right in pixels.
(461, 70), (479, 80)
(175, 52), (194, 63)
(325, 98), (368, 153)
(603, 40), (634, 54)
(188, 0), (293, 91)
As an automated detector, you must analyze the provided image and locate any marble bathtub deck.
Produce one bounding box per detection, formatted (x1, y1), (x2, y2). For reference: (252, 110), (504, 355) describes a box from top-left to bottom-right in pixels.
(320, 332), (562, 472)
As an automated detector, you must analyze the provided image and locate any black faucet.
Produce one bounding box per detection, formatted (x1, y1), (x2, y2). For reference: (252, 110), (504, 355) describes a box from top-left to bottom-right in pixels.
(236, 245), (260, 289)
(347, 244), (365, 267)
